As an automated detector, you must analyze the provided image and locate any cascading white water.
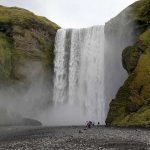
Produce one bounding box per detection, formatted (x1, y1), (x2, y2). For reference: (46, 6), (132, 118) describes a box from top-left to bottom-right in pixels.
(53, 26), (106, 125)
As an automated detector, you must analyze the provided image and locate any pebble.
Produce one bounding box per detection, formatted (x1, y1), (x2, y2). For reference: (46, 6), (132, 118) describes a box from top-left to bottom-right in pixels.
(0, 126), (149, 150)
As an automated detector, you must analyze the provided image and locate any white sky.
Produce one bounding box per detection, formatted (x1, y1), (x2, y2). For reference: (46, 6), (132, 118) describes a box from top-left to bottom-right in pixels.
(0, 0), (137, 28)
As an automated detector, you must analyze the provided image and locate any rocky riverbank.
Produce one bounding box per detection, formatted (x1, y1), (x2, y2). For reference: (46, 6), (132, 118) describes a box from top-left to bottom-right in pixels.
(0, 126), (149, 149)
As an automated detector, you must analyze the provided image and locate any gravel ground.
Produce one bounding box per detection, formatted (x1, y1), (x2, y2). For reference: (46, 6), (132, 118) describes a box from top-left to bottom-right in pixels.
(0, 126), (150, 150)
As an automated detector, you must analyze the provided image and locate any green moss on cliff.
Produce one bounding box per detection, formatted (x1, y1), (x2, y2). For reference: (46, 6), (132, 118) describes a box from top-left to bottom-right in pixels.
(132, 0), (150, 23)
(106, 0), (150, 126)
(122, 45), (142, 73)
(0, 32), (12, 80)
(106, 74), (135, 125)
(140, 29), (150, 47)
(0, 6), (59, 30)
(107, 34), (150, 126)
(0, 5), (59, 84)
(131, 0), (150, 33)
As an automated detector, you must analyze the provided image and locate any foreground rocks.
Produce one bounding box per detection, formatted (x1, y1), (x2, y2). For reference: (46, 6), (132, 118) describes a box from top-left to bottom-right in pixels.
(0, 126), (149, 150)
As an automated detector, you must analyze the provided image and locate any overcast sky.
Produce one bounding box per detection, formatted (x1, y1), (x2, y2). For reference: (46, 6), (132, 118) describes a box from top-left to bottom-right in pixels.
(0, 0), (137, 28)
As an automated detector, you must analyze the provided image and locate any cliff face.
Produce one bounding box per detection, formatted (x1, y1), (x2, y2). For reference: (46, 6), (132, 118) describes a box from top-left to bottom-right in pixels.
(0, 5), (59, 84)
(104, 6), (137, 115)
(0, 5), (59, 125)
(106, 0), (150, 126)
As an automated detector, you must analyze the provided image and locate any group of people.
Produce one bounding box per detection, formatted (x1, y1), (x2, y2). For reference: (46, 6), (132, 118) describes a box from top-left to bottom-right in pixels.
(85, 121), (100, 129)
(79, 121), (100, 133)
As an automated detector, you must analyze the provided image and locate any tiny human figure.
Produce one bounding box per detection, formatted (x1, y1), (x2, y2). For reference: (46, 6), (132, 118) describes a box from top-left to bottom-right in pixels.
(87, 122), (91, 128)
(84, 121), (94, 129)
(84, 121), (88, 130)
(98, 122), (100, 125)
(85, 121), (91, 129)
(88, 121), (92, 128)
(92, 122), (95, 127)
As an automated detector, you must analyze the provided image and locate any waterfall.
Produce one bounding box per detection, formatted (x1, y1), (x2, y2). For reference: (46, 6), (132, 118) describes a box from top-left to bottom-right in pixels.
(53, 26), (106, 125)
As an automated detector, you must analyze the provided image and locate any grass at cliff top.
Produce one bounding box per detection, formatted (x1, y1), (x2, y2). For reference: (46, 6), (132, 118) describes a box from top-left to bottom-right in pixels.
(0, 5), (60, 30)
(131, 0), (150, 23)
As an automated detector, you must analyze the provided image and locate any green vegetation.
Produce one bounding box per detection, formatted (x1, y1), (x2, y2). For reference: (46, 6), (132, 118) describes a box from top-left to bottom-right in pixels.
(131, 0), (150, 24)
(0, 6), (59, 30)
(122, 45), (141, 74)
(0, 5), (59, 84)
(131, 0), (150, 34)
(106, 0), (150, 126)
(0, 32), (12, 81)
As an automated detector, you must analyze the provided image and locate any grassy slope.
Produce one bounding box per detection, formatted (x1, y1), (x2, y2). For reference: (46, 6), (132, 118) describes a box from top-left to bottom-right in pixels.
(0, 5), (59, 84)
(0, 5), (59, 30)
